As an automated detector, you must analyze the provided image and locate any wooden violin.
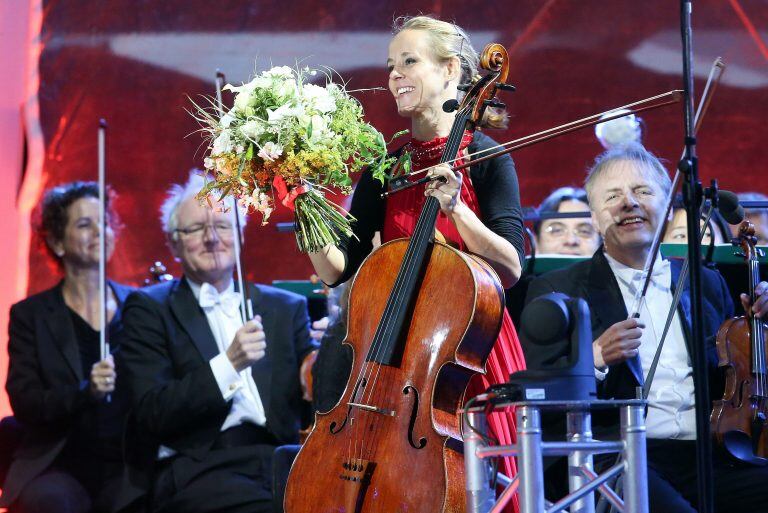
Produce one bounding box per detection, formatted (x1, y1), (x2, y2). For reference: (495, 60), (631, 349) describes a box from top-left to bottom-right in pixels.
(284, 43), (512, 513)
(711, 220), (768, 465)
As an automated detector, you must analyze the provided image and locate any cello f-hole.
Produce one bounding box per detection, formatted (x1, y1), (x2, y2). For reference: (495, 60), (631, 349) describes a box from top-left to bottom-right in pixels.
(404, 385), (427, 449)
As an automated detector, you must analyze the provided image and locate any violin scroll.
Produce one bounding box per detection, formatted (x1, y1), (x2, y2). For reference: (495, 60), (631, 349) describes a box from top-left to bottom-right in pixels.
(736, 221), (761, 262)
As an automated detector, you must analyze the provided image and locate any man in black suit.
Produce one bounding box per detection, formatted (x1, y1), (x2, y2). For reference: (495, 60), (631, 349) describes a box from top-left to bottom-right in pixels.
(115, 174), (317, 513)
(525, 144), (768, 513)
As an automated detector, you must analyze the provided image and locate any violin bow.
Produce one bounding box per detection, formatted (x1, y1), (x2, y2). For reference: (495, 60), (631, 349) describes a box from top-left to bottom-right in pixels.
(382, 90), (683, 198)
(627, 57), (726, 319)
(97, 119), (113, 403)
(215, 69), (253, 322)
(97, 119), (109, 362)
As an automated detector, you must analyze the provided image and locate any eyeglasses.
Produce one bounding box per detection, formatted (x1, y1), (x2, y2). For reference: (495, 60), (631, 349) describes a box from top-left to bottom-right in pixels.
(175, 222), (234, 240)
(543, 222), (597, 239)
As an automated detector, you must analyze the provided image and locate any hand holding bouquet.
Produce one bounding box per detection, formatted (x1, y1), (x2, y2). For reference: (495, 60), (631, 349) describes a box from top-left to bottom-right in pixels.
(193, 66), (394, 253)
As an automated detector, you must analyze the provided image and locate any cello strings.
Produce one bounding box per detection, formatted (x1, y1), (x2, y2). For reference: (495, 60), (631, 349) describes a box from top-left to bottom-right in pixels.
(357, 106), (469, 406)
(361, 110), (469, 403)
(354, 106), (472, 463)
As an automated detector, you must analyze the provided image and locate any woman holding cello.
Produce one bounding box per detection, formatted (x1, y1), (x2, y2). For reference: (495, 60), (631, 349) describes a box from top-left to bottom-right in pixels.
(301, 14), (525, 511)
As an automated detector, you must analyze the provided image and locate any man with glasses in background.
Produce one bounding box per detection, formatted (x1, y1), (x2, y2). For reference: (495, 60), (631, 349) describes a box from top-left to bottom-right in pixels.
(534, 186), (601, 257)
(114, 172), (318, 513)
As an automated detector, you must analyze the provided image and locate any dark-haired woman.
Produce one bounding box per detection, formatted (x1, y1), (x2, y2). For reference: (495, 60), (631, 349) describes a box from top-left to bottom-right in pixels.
(307, 15), (525, 510)
(0, 182), (133, 513)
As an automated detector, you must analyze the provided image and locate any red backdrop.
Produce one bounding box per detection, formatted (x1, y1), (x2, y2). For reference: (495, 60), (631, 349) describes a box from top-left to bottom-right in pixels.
(21, 0), (768, 292)
(0, 1), (763, 496)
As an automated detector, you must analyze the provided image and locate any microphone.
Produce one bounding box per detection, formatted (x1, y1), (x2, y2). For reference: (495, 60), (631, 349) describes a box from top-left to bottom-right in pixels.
(717, 190), (744, 225)
(442, 99), (460, 113)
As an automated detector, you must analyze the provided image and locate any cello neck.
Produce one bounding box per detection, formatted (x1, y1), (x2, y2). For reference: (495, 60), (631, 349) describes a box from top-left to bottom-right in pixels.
(365, 108), (472, 365)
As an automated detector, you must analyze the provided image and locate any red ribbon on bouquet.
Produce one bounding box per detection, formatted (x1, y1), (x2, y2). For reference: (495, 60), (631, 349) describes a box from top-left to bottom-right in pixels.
(272, 175), (310, 212)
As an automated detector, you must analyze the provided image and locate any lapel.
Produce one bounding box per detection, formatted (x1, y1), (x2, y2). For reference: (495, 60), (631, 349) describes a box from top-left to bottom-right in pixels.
(168, 278), (219, 362)
(587, 251), (644, 386)
(244, 283), (273, 411)
(43, 282), (83, 381)
(670, 259), (693, 352)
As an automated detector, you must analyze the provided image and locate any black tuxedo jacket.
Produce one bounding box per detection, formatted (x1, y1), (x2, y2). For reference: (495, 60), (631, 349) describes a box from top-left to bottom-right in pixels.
(0, 281), (133, 507)
(114, 277), (316, 511)
(524, 250), (734, 403)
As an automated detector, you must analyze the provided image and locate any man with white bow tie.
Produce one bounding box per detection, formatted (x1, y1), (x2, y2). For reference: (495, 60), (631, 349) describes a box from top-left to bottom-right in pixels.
(114, 173), (318, 513)
(524, 144), (768, 513)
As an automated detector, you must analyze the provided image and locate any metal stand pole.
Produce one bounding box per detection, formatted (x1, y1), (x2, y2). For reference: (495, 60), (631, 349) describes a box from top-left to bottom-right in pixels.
(621, 405), (649, 513)
(516, 406), (544, 513)
(464, 410), (495, 513)
(567, 409), (595, 513)
(678, 2), (714, 509)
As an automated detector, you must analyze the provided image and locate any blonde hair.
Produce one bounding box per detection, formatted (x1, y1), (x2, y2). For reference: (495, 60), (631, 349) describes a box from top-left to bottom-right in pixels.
(584, 144), (671, 207)
(160, 170), (247, 240)
(393, 15), (508, 129)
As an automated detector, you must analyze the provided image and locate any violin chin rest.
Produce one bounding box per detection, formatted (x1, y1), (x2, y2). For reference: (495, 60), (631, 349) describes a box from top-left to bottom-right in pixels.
(723, 431), (768, 466)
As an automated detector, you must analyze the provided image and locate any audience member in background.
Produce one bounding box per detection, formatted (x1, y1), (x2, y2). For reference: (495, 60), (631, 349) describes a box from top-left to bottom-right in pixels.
(735, 192), (768, 245)
(663, 193), (731, 246)
(115, 172), (318, 513)
(0, 182), (133, 513)
(534, 186), (601, 256)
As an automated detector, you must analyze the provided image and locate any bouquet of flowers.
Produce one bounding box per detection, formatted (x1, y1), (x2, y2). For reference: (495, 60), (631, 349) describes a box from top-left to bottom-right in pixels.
(192, 65), (395, 253)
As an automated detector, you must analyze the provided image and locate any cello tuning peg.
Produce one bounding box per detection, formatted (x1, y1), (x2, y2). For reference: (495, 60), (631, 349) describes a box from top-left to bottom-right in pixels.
(457, 83), (473, 92)
(483, 99), (506, 110)
(495, 82), (516, 92)
(442, 99), (460, 113)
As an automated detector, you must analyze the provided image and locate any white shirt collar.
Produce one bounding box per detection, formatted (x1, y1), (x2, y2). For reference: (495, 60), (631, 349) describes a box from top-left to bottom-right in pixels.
(185, 276), (235, 300)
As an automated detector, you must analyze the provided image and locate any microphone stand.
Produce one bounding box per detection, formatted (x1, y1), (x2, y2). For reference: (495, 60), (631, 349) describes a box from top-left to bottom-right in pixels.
(679, 1), (714, 511)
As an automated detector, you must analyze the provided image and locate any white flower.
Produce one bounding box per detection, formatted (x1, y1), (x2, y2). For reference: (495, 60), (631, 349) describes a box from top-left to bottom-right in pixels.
(309, 115), (327, 139)
(267, 103), (304, 124)
(211, 130), (233, 156)
(223, 79), (263, 113)
(220, 113), (235, 128)
(308, 115), (336, 145)
(276, 79), (298, 101)
(232, 92), (252, 113)
(263, 66), (294, 80)
(235, 144), (246, 154)
(203, 157), (215, 170)
(240, 119), (265, 141)
(257, 141), (283, 162)
(301, 83), (336, 114)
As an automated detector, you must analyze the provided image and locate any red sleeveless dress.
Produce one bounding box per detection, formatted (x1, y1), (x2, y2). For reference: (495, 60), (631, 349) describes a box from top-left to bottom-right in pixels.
(382, 133), (525, 511)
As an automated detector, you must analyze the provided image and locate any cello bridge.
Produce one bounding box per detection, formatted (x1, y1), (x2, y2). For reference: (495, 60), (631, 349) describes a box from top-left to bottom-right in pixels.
(347, 402), (396, 416)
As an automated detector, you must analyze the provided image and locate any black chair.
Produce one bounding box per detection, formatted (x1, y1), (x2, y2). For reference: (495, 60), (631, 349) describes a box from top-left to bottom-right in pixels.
(0, 416), (23, 489)
(272, 444), (301, 513)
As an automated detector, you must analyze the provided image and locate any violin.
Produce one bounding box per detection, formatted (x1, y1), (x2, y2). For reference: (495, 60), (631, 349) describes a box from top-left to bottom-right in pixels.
(143, 261), (174, 285)
(284, 43), (512, 513)
(711, 220), (768, 465)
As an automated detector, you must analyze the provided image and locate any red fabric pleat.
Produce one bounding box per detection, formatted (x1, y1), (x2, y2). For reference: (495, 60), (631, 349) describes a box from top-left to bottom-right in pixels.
(381, 133), (526, 512)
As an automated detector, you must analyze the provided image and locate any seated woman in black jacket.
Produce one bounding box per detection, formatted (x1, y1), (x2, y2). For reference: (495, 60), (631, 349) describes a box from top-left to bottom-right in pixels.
(0, 182), (133, 513)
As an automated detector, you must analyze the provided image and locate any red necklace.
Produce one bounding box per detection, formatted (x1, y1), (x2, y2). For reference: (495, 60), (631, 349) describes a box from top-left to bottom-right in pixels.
(403, 131), (474, 169)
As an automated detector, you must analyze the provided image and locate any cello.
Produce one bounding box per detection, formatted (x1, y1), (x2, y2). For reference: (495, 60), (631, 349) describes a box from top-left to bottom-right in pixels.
(284, 43), (512, 513)
(711, 220), (768, 465)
